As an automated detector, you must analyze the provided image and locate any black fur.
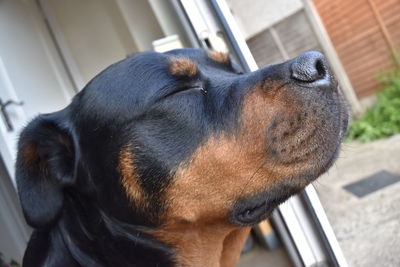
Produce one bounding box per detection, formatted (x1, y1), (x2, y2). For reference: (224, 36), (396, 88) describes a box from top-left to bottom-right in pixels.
(16, 49), (247, 266)
(16, 48), (347, 266)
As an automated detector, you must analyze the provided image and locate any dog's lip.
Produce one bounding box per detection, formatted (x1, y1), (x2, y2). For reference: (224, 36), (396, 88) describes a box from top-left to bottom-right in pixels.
(234, 200), (271, 225)
(230, 188), (295, 226)
(322, 108), (349, 172)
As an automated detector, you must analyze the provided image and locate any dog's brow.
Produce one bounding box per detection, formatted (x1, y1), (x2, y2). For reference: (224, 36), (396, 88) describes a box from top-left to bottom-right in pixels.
(208, 51), (230, 63)
(169, 57), (197, 77)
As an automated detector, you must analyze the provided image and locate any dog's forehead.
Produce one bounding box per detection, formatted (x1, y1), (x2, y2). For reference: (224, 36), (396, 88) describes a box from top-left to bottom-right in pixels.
(69, 48), (243, 139)
(87, 49), (228, 92)
(128, 49), (231, 71)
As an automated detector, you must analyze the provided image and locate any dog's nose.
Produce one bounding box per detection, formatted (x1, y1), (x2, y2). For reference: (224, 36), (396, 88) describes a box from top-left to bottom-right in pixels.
(290, 51), (330, 85)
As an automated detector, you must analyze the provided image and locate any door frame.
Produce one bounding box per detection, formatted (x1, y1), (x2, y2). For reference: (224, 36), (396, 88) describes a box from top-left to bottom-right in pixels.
(0, 157), (31, 262)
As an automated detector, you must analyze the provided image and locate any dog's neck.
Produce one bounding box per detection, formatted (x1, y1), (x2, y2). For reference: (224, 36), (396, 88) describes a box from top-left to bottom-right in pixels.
(152, 222), (251, 267)
(220, 227), (252, 266)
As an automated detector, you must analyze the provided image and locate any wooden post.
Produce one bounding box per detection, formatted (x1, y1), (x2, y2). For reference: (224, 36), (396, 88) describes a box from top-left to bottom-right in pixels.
(367, 0), (399, 66)
(303, 0), (363, 116)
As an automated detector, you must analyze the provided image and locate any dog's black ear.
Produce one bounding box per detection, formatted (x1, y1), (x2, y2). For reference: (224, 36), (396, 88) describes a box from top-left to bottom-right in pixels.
(16, 113), (76, 228)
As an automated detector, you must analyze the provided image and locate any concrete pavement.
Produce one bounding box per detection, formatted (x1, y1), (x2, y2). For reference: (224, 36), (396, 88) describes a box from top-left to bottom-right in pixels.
(316, 135), (400, 267)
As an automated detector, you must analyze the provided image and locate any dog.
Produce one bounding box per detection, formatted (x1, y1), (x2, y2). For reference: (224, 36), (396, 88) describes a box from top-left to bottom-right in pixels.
(16, 48), (348, 267)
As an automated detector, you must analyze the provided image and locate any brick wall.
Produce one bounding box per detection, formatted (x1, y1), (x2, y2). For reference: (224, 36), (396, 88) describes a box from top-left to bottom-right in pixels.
(313, 0), (400, 98)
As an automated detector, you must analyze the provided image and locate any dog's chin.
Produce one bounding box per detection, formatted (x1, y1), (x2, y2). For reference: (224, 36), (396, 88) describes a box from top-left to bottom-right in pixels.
(230, 133), (346, 227)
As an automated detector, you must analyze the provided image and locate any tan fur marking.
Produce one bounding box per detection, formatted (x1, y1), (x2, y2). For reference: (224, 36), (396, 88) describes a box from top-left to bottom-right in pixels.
(118, 145), (146, 208)
(208, 50), (229, 63)
(220, 227), (251, 267)
(169, 58), (197, 77)
(152, 222), (233, 267)
(151, 224), (249, 267)
(21, 142), (38, 166)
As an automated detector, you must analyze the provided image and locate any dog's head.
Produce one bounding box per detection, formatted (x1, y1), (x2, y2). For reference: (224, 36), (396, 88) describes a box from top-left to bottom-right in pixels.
(16, 48), (348, 263)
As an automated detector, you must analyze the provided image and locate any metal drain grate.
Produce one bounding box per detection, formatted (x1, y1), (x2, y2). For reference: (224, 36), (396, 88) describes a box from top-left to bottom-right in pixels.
(343, 170), (400, 198)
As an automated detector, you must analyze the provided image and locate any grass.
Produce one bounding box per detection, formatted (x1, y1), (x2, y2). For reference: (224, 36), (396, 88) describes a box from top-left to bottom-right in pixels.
(347, 61), (400, 142)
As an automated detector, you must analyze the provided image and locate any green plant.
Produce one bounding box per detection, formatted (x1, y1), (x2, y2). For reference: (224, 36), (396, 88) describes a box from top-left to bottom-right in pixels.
(347, 60), (400, 142)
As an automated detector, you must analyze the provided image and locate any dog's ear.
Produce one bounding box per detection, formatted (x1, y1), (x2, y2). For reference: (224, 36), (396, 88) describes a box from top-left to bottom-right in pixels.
(16, 113), (76, 228)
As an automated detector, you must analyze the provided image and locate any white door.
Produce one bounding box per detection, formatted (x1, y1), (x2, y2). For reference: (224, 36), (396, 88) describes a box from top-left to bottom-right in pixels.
(0, 0), (75, 181)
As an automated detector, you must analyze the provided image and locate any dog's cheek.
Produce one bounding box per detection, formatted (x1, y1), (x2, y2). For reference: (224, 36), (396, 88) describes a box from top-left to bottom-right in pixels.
(118, 144), (148, 211)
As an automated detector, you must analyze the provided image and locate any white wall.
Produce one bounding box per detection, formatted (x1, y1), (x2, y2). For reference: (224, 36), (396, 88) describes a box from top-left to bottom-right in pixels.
(116, 0), (164, 51)
(46, 0), (138, 85)
(226, 0), (303, 39)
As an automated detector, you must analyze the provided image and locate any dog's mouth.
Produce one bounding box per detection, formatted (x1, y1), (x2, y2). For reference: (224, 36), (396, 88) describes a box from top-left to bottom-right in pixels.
(230, 184), (302, 226)
(235, 201), (271, 225)
(230, 135), (347, 227)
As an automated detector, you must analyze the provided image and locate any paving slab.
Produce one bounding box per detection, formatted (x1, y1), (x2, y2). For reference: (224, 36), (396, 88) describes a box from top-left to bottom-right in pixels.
(315, 135), (400, 267)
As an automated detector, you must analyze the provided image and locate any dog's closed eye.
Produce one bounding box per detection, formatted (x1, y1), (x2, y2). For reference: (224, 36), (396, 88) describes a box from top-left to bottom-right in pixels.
(163, 86), (207, 99)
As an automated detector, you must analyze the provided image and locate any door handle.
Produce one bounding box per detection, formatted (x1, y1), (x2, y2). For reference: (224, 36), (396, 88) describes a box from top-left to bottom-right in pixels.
(0, 98), (24, 131)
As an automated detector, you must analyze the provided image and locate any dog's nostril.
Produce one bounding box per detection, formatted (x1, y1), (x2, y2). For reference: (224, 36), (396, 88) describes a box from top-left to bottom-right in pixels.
(315, 59), (326, 78)
(291, 51), (329, 84)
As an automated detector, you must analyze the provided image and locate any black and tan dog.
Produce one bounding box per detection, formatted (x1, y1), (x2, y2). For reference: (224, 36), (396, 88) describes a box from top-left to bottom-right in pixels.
(16, 48), (348, 267)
